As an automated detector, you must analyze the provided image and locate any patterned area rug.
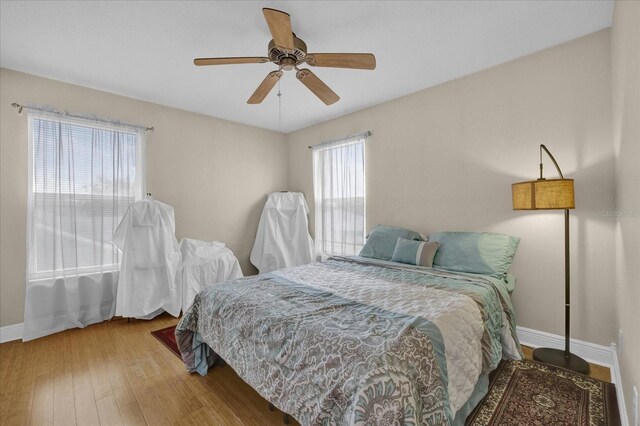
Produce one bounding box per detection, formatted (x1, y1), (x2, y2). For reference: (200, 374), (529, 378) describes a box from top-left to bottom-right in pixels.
(467, 359), (620, 425)
(151, 325), (181, 359)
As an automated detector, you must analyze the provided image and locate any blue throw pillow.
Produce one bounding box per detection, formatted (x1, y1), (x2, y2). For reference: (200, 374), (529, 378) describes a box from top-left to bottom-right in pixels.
(391, 237), (440, 267)
(429, 231), (520, 279)
(359, 225), (425, 261)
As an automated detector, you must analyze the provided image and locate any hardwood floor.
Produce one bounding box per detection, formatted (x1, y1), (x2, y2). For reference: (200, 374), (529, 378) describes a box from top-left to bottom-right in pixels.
(0, 315), (610, 425)
(0, 315), (289, 426)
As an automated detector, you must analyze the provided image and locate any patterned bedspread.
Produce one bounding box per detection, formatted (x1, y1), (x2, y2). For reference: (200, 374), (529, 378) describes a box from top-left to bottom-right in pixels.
(176, 257), (521, 425)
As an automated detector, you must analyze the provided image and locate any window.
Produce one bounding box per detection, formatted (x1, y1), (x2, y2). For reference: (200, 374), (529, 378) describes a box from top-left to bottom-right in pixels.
(312, 136), (366, 256)
(28, 113), (144, 279)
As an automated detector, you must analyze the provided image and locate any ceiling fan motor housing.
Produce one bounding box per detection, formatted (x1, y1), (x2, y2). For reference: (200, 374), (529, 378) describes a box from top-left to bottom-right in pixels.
(268, 34), (307, 70)
(193, 8), (375, 105)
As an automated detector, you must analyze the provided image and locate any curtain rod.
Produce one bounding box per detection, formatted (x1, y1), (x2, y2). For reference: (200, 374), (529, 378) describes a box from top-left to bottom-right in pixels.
(11, 103), (154, 132)
(308, 130), (371, 150)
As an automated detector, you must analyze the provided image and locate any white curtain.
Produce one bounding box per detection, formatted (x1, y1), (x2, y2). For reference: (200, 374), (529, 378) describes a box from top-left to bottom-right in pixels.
(23, 112), (144, 341)
(312, 136), (366, 257)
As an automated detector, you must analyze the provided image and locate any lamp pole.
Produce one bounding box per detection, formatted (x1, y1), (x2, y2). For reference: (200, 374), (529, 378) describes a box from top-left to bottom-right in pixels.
(564, 208), (570, 357)
(529, 144), (589, 374)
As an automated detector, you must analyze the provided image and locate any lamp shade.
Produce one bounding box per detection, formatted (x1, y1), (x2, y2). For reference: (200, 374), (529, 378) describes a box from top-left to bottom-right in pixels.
(512, 178), (574, 210)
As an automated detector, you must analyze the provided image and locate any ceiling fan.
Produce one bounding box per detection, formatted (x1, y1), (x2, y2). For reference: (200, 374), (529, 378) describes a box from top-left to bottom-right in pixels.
(194, 8), (376, 106)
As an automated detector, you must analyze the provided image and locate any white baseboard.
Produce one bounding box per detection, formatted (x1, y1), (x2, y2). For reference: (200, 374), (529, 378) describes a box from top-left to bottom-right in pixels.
(516, 326), (628, 426)
(611, 345), (629, 426)
(516, 326), (613, 367)
(0, 322), (23, 343)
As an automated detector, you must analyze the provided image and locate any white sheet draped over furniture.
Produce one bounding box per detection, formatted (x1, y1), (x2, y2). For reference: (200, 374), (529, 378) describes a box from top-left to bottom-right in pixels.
(113, 199), (181, 318)
(178, 238), (243, 312)
(23, 112), (143, 341)
(250, 192), (315, 274)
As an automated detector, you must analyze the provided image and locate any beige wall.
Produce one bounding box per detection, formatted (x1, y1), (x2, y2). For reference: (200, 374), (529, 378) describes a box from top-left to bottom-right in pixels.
(612, 0), (640, 421)
(0, 68), (287, 327)
(287, 30), (616, 346)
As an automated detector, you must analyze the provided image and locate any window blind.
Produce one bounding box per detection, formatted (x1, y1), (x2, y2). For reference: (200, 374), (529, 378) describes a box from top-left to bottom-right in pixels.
(28, 114), (142, 278)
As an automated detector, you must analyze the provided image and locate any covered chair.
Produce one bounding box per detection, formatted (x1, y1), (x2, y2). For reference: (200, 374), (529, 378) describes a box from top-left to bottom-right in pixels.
(179, 239), (243, 312)
(113, 199), (181, 319)
(250, 192), (315, 274)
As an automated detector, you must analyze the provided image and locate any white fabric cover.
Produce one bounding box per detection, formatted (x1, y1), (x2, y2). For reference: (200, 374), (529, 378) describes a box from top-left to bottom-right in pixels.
(113, 200), (181, 318)
(250, 192), (315, 274)
(179, 239), (243, 312)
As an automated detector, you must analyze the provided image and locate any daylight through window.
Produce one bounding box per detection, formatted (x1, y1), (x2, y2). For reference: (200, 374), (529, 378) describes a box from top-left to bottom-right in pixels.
(312, 136), (366, 257)
(28, 113), (144, 279)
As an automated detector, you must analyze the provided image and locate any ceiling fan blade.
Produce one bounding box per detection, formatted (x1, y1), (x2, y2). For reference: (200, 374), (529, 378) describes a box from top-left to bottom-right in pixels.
(305, 53), (376, 70)
(194, 57), (270, 66)
(263, 8), (294, 51)
(247, 70), (283, 104)
(296, 68), (340, 105)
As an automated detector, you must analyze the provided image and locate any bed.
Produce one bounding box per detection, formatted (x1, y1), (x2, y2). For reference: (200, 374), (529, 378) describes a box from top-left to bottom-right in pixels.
(176, 253), (522, 425)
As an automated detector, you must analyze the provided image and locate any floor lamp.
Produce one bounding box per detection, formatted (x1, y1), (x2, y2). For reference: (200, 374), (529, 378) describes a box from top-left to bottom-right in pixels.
(512, 144), (590, 374)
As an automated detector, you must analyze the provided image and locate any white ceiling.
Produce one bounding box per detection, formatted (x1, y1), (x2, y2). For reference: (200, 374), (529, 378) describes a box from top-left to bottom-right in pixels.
(1, 1), (613, 133)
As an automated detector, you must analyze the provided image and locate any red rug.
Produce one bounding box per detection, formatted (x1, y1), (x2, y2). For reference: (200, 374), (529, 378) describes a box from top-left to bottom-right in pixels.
(151, 325), (181, 359)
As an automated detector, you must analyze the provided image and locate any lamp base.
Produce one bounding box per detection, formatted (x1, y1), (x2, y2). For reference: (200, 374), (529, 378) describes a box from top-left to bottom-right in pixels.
(532, 347), (590, 374)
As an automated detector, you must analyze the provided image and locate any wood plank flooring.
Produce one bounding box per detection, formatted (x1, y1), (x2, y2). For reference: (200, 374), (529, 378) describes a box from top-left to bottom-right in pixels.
(0, 314), (610, 425)
(0, 315), (289, 426)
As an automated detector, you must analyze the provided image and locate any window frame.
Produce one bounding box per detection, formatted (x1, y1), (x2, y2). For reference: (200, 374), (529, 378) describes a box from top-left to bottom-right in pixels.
(26, 112), (146, 280)
(312, 136), (366, 257)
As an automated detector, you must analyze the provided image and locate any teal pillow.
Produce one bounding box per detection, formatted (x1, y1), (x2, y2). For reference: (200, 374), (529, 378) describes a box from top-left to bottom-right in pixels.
(359, 225), (425, 261)
(429, 231), (520, 279)
(505, 273), (517, 294)
(391, 238), (440, 267)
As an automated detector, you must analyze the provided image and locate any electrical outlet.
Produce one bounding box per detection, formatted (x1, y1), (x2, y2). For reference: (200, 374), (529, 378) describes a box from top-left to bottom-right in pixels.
(633, 386), (638, 426)
(619, 329), (624, 355)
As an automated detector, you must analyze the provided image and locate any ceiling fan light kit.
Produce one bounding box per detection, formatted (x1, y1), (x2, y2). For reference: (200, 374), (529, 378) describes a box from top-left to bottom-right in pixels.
(194, 8), (376, 106)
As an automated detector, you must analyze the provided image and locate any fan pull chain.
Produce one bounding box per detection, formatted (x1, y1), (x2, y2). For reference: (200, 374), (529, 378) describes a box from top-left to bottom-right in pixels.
(277, 79), (282, 130)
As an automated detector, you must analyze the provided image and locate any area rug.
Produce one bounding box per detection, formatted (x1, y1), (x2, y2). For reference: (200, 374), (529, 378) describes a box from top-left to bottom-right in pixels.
(151, 325), (181, 359)
(466, 359), (620, 425)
